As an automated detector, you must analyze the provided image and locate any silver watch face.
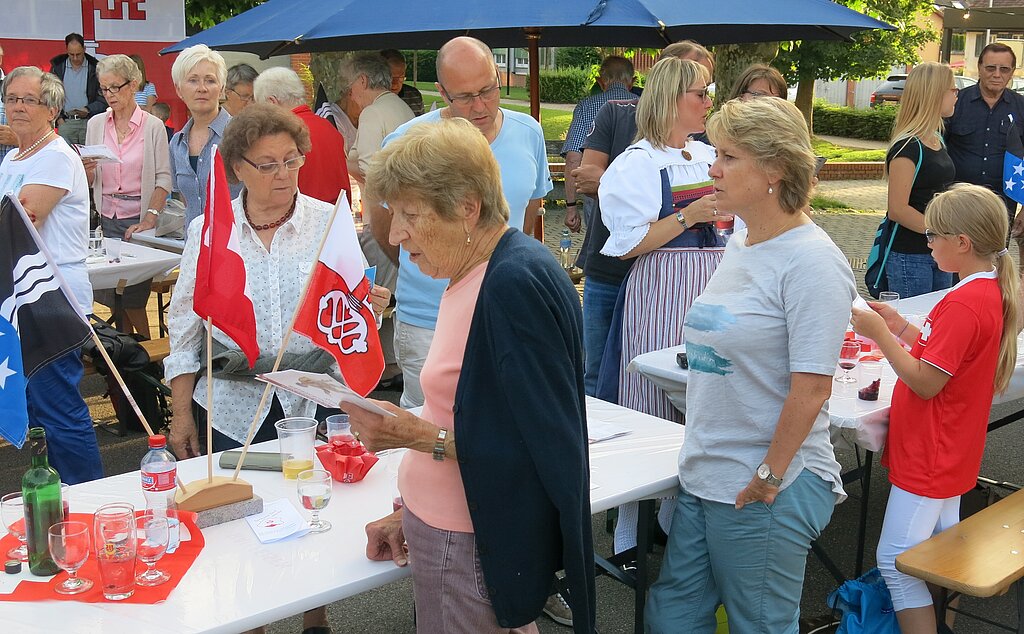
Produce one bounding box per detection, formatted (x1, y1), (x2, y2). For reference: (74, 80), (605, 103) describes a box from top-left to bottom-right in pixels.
(756, 463), (770, 480)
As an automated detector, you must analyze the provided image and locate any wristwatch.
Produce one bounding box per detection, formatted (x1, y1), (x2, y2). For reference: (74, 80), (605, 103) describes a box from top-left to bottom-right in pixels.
(675, 210), (688, 228)
(433, 428), (448, 461)
(756, 462), (782, 487)
(145, 208), (161, 217)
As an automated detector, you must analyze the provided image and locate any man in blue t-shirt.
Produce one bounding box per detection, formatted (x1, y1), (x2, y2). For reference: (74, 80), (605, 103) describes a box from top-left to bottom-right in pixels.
(366, 36), (552, 409)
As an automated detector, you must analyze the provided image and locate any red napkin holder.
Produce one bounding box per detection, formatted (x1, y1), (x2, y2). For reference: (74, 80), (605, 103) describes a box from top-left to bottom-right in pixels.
(316, 439), (379, 483)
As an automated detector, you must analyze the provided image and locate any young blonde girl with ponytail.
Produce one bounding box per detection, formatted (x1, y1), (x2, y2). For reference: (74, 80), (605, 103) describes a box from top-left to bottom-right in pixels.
(851, 183), (1021, 634)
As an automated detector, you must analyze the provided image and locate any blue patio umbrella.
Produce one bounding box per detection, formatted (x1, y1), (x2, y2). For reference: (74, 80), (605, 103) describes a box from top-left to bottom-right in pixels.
(163, 0), (892, 116)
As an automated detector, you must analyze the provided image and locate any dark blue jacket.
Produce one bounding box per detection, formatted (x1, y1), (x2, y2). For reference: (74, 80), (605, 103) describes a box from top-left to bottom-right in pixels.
(455, 229), (596, 632)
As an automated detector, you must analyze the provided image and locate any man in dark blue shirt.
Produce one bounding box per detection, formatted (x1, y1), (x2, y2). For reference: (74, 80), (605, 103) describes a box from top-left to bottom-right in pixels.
(945, 43), (1024, 245)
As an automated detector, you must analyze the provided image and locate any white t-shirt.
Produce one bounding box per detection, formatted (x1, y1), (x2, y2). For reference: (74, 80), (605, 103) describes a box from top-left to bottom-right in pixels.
(679, 223), (855, 504)
(0, 138), (93, 315)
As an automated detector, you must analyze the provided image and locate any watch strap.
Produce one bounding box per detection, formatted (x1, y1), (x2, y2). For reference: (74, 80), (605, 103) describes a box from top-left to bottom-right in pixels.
(432, 428), (448, 461)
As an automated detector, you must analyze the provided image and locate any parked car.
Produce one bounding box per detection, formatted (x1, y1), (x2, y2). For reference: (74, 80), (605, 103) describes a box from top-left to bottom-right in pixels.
(1013, 77), (1024, 95)
(870, 74), (977, 107)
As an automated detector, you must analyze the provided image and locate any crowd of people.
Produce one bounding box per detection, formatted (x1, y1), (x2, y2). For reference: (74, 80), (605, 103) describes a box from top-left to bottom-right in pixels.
(2, 30), (1022, 634)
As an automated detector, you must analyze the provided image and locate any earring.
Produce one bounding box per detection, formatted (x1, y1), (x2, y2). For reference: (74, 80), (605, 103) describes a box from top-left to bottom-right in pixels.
(465, 231), (472, 245)
(768, 186), (774, 195)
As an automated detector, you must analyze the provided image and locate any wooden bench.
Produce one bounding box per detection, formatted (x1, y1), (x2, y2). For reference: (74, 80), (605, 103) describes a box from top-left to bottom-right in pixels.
(896, 487), (1024, 632)
(549, 162), (566, 180)
(150, 270), (179, 338)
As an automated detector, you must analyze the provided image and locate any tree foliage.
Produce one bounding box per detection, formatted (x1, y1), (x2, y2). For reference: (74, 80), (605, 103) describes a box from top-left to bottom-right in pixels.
(185, 0), (262, 30)
(771, 0), (937, 129)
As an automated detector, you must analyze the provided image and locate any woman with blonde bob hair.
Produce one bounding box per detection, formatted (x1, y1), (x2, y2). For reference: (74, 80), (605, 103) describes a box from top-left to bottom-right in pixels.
(883, 61), (959, 298)
(646, 97), (856, 633)
(852, 184), (1020, 633)
(346, 118), (596, 633)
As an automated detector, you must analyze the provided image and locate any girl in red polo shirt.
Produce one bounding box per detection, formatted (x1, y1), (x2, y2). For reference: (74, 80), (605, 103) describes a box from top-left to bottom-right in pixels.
(851, 183), (1021, 634)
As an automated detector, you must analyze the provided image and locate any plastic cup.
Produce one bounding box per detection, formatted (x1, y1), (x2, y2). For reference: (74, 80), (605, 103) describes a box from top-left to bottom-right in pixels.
(275, 417), (318, 480)
(105, 237), (122, 263)
(93, 502), (136, 601)
(325, 414), (354, 444)
(860, 361), (883, 385)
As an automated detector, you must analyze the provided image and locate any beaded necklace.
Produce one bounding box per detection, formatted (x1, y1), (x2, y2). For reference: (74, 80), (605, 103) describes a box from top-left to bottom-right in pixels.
(244, 192), (297, 231)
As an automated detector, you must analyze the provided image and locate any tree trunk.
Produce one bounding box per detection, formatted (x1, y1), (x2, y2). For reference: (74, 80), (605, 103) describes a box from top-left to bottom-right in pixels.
(794, 72), (816, 135)
(710, 42), (780, 108)
(308, 52), (348, 103)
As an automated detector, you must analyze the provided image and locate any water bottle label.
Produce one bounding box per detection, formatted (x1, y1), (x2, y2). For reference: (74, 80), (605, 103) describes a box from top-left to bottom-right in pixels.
(141, 468), (176, 492)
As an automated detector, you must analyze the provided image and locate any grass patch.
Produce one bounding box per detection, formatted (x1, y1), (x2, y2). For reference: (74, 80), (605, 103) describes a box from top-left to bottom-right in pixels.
(423, 95), (573, 142)
(811, 194), (853, 211)
(812, 137), (886, 162)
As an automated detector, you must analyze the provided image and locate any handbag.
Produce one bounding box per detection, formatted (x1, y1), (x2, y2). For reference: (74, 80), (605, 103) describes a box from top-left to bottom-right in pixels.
(864, 138), (924, 298)
(155, 198), (186, 239)
(827, 568), (899, 634)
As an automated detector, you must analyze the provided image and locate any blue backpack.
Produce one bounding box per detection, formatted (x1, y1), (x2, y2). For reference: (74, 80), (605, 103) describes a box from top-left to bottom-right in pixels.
(827, 568), (899, 634)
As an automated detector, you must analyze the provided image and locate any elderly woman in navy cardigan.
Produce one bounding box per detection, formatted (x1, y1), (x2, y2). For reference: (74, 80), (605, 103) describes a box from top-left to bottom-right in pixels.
(343, 118), (595, 633)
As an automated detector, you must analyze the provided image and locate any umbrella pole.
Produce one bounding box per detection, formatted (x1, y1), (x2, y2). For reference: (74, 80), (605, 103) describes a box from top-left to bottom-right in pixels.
(526, 28), (541, 122)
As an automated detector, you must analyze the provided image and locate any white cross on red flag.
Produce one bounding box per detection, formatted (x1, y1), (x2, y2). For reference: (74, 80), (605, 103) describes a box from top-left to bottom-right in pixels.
(293, 194), (384, 396)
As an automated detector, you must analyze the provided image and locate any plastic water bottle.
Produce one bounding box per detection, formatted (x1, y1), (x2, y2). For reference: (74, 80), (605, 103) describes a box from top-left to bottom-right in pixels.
(141, 434), (180, 552)
(715, 216), (734, 244)
(559, 228), (572, 270)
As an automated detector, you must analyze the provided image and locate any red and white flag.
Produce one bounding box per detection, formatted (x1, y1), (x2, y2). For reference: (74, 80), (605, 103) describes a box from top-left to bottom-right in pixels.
(294, 194), (384, 396)
(193, 149), (259, 367)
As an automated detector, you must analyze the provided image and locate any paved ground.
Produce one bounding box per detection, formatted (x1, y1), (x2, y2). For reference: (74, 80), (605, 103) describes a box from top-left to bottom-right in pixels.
(2, 194), (1022, 633)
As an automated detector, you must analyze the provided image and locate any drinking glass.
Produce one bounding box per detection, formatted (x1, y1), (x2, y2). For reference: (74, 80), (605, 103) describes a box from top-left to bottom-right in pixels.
(879, 291), (900, 312)
(1, 492), (28, 561)
(48, 521), (93, 594)
(94, 502), (136, 600)
(88, 228), (104, 256)
(105, 237), (123, 263)
(836, 341), (860, 383)
(135, 512), (170, 586)
(297, 469), (332, 533)
(275, 417), (318, 480)
(325, 414), (354, 444)
(60, 483), (70, 521)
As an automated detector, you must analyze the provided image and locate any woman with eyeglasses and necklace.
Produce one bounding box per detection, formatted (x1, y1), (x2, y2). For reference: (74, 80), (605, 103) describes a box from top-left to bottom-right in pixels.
(168, 44), (241, 230)
(884, 62), (959, 299)
(83, 54), (171, 337)
(0, 66), (103, 484)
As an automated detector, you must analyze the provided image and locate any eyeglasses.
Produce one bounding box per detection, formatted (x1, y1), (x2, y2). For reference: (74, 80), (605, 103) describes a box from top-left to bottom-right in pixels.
(439, 78), (501, 107)
(2, 95), (44, 106)
(242, 154), (306, 175)
(924, 229), (954, 244)
(228, 88), (254, 103)
(98, 80), (131, 96)
(982, 65), (1014, 75)
(743, 90), (776, 99)
(686, 87), (711, 102)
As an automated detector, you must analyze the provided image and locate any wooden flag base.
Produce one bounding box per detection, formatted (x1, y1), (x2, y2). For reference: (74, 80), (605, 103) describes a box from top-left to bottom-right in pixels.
(174, 476), (254, 513)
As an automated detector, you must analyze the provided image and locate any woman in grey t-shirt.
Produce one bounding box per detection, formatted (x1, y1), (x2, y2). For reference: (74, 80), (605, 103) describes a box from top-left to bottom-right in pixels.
(645, 97), (855, 633)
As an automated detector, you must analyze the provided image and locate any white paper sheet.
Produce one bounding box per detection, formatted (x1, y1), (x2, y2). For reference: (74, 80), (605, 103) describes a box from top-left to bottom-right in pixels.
(257, 370), (397, 417)
(244, 499), (310, 544)
(75, 144), (122, 164)
(587, 419), (632, 444)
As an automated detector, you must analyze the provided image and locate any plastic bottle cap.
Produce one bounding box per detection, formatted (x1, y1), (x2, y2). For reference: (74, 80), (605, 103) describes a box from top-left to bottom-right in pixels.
(5, 560), (21, 574)
(148, 434), (167, 449)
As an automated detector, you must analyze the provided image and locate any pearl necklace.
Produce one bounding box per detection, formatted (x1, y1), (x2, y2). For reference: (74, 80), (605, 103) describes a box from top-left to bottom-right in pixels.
(14, 130), (54, 160)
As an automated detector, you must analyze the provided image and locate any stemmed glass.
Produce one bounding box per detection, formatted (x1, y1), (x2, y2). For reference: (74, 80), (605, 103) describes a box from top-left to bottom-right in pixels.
(836, 341), (861, 383)
(134, 512), (170, 586)
(48, 521), (93, 594)
(297, 469), (333, 533)
(1, 492), (28, 561)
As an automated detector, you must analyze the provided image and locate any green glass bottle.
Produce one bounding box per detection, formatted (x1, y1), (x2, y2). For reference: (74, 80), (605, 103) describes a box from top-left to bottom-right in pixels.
(22, 428), (63, 576)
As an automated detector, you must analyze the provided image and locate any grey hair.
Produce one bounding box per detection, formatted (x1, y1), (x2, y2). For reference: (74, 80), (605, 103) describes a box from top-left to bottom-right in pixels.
(253, 66), (306, 106)
(3, 66), (65, 112)
(600, 56), (634, 86)
(97, 54), (142, 87)
(170, 44), (227, 88)
(339, 52), (392, 92)
(226, 63), (258, 91)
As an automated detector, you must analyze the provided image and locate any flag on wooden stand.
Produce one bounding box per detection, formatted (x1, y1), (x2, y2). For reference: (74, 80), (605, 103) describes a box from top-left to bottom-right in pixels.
(193, 149), (259, 367)
(0, 195), (91, 448)
(294, 194), (384, 396)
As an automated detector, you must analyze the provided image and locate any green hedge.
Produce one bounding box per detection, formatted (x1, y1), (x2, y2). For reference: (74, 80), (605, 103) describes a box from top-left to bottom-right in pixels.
(555, 47), (602, 69)
(532, 68), (593, 103)
(403, 50), (438, 83)
(812, 102), (897, 142)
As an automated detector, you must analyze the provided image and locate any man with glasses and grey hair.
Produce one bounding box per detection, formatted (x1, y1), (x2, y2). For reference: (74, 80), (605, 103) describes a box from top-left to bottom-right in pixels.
(945, 43), (1024, 252)
(254, 66), (350, 205)
(223, 63), (257, 116)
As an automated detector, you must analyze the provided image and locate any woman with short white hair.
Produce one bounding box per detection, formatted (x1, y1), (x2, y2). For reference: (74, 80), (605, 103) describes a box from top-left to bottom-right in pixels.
(169, 44), (239, 228)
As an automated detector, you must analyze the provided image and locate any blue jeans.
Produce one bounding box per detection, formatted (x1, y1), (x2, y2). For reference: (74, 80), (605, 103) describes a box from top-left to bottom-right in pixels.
(884, 251), (952, 299)
(26, 349), (103, 484)
(645, 471), (836, 634)
(582, 277), (621, 397)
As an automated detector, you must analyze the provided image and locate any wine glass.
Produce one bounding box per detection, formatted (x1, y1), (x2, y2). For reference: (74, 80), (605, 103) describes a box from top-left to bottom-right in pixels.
(297, 469), (333, 533)
(135, 512), (170, 586)
(1, 492), (28, 561)
(836, 341), (861, 383)
(48, 521), (93, 594)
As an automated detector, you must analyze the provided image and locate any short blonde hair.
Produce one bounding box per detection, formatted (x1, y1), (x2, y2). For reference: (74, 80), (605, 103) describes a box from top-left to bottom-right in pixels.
(706, 97), (815, 214)
(364, 118), (509, 227)
(97, 54), (141, 88)
(635, 57), (708, 149)
(170, 44), (227, 88)
(219, 104), (311, 184)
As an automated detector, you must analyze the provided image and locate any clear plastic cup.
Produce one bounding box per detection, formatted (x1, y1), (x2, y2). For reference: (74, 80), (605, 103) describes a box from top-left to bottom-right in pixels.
(325, 414), (354, 444)
(105, 237), (123, 263)
(275, 417), (318, 480)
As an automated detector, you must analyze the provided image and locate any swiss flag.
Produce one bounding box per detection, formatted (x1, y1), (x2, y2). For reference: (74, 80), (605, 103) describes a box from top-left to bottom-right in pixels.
(294, 193), (384, 396)
(193, 149), (259, 367)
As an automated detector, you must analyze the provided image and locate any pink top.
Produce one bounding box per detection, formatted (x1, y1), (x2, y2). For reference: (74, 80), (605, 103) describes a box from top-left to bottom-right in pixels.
(398, 261), (488, 533)
(100, 105), (145, 219)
